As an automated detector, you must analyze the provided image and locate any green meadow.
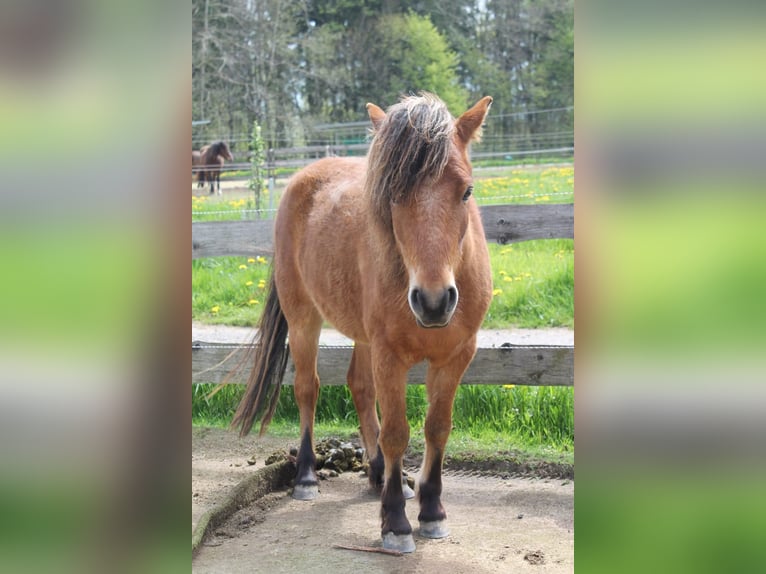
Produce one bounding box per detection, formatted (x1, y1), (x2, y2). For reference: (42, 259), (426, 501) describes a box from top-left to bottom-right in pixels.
(192, 164), (574, 454)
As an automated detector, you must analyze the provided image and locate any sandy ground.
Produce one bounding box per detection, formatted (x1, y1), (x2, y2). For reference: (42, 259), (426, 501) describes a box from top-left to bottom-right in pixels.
(192, 427), (573, 573)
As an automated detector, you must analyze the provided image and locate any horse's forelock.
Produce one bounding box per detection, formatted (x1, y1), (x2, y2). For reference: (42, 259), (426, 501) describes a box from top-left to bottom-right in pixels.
(366, 94), (455, 226)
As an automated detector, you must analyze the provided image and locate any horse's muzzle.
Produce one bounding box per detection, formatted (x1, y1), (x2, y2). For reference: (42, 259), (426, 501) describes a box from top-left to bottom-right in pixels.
(409, 285), (458, 328)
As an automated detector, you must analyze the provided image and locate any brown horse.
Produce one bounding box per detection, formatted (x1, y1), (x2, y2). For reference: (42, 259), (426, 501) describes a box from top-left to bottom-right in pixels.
(232, 93), (493, 553)
(191, 150), (205, 189)
(195, 141), (233, 195)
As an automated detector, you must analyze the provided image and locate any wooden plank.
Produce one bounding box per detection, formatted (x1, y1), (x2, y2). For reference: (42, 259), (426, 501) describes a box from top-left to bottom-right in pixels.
(192, 342), (573, 387)
(481, 204), (573, 244)
(192, 220), (274, 259)
(192, 204), (573, 259)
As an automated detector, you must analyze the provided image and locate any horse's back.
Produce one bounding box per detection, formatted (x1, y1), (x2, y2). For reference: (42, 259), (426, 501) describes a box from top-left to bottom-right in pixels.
(277, 156), (367, 222)
(274, 156), (370, 340)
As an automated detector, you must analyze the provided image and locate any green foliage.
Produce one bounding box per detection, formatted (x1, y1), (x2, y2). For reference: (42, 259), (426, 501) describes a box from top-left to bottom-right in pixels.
(193, 0), (574, 146)
(378, 13), (468, 114)
(248, 120), (265, 211)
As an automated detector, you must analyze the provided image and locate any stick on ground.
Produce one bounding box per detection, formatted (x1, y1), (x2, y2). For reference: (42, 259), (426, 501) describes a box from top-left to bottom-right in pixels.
(332, 543), (404, 557)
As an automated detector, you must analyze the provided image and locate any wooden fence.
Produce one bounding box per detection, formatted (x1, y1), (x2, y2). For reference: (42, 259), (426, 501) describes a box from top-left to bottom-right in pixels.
(192, 203), (574, 386)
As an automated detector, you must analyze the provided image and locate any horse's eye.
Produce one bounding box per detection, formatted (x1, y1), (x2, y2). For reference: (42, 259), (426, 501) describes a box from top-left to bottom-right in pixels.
(462, 186), (473, 202)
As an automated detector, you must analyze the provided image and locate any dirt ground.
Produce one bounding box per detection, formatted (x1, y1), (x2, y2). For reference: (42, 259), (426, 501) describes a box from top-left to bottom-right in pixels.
(192, 427), (573, 573)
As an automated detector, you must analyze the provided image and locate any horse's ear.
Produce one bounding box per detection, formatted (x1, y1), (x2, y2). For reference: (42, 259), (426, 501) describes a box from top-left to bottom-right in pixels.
(456, 96), (493, 144)
(366, 103), (386, 129)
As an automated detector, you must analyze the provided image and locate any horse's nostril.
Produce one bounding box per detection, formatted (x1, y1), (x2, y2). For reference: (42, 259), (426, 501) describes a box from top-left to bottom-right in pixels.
(410, 288), (422, 310)
(447, 286), (458, 308)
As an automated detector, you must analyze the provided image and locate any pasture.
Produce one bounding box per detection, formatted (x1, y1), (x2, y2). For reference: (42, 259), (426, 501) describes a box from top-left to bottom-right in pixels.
(192, 164), (574, 329)
(192, 143), (574, 563)
(192, 161), (574, 454)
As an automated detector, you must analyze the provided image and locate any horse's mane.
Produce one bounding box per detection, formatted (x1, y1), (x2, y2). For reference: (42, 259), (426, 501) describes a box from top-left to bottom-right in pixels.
(365, 93), (455, 228)
(209, 141), (228, 156)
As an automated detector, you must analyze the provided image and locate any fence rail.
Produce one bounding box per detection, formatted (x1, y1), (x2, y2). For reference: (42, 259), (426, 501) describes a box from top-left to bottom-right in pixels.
(192, 203), (573, 259)
(193, 342), (573, 386)
(192, 202), (573, 387)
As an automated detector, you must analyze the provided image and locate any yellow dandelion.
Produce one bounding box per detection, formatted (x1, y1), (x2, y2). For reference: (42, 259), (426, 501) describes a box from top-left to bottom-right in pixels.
(248, 299), (260, 305)
(238, 264), (247, 270)
(258, 280), (266, 288)
(245, 280), (254, 286)
(256, 256), (268, 265)
(492, 288), (503, 296)
(498, 270), (507, 276)
(211, 305), (220, 313)
(503, 384), (516, 390)
(503, 276), (513, 282)
(247, 258), (256, 264)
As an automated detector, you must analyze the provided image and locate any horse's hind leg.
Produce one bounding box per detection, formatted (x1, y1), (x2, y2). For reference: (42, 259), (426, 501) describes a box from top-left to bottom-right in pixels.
(286, 309), (323, 500)
(417, 340), (477, 539)
(347, 344), (383, 488)
(348, 343), (414, 498)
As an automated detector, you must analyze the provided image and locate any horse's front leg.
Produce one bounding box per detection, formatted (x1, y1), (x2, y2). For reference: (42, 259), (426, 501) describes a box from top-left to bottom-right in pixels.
(371, 347), (415, 553)
(418, 339), (477, 539)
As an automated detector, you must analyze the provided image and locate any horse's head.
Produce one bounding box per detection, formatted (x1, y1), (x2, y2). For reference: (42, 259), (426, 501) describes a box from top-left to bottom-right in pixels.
(366, 94), (492, 328)
(213, 141), (234, 162)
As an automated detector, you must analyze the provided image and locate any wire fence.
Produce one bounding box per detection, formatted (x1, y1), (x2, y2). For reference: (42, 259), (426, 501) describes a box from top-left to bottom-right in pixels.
(192, 106), (574, 151)
(191, 144), (574, 179)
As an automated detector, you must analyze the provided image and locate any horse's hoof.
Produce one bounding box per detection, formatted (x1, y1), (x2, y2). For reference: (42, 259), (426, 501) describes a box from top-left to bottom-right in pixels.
(382, 532), (416, 553)
(419, 520), (449, 539)
(292, 483), (319, 500)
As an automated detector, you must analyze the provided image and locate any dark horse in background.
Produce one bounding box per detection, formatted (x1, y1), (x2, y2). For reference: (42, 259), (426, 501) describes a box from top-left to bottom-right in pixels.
(192, 141), (233, 195)
(232, 93), (493, 553)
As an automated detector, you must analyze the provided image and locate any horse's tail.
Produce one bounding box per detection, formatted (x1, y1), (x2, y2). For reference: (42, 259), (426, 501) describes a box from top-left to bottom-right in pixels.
(231, 273), (290, 437)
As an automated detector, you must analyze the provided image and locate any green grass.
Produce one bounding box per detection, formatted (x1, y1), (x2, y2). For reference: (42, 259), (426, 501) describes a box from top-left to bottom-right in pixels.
(193, 383), (573, 454)
(192, 163), (574, 454)
(474, 164), (574, 205)
(485, 239), (574, 328)
(193, 164), (574, 220)
(192, 165), (574, 328)
(192, 239), (573, 329)
(192, 256), (272, 325)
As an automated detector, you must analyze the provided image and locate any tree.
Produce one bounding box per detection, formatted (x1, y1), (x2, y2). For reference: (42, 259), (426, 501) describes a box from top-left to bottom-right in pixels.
(191, 0), (574, 149)
(376, 13), (468, 114)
